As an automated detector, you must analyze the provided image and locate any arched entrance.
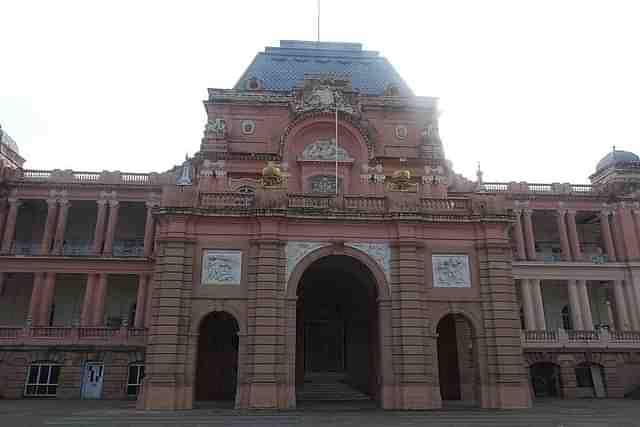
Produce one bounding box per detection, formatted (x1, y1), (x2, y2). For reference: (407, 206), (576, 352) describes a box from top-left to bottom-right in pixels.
(295, 255), (380, 402)
(195, 311), (239, 403)
(530, 362), (561, 398)
(436, 313), (478, 405)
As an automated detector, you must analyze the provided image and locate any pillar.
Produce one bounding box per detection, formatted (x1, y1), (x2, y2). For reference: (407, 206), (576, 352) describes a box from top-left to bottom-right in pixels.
(617, 204), (640, 260)
(134, 274), (149, 328)
(80, 274), (97, 326)
(530, 279), (546, 330)
(624, 280), (640, 330)
(27, 273), (44, 324)
(0, 272), (4, 297)
(513, 210), (527, 260)
(38, 273), (56, 326)
(555, 209), (572, 261)
(52, 199), (71, 255)
(0, 200), (7, 242)
(600, 210), (616, 262)
(143, 202), (156, 257)
(577, 280), (593, 330)
(612, 280), (630, 331)
(522, 208), (537, 260)
(40, 198), (59, 255)
(1, 197), (21, 253)
(566, 209), (582, 261)
(630, 275), (640, 330)
(92, 199), (108, 255)
(91, 274), (108, 326)
(520, 279), (536, 330)
(144, 276), (154, 329)
(102, 200), (119, 256)
(567, 280), (584, 330)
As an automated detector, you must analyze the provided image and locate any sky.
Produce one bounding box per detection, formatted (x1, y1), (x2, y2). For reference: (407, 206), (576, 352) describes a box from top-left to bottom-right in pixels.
(1, 0), (639, 183)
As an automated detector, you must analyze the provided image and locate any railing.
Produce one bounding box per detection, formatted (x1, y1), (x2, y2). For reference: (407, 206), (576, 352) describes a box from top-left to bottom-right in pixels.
(15, 169), (172, 185)
(521, 328), (640, 349)
(480, 182), (509, 192)
(288, 194), (335, 210)
(62, 240), (93, 256)
(0, 326), (147, 346)
(343, 195), (386, 212)
(199, 192), (255, 209)
(481, 182), (595, 194)
(11, 241), (41, 256)
(112, 239), (144, 257)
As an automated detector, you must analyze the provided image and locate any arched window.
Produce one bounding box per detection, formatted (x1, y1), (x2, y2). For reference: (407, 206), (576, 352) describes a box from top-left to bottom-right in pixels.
(561, 305), (573, 330)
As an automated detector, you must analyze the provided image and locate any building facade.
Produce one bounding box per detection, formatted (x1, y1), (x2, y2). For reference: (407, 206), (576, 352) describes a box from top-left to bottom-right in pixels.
(1, 40), (639, 410)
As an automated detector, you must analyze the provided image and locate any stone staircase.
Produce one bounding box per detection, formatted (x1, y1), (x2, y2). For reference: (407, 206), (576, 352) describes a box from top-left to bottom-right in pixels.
(297, 373), (371, 402)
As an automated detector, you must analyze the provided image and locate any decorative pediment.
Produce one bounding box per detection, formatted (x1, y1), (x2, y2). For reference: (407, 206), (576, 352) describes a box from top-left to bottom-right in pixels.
(300, 139), (353, 161)
(291, 77), (359, 116)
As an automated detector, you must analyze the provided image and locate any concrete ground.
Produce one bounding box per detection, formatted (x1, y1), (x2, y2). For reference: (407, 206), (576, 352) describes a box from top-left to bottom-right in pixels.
(0, 399), (639, 427)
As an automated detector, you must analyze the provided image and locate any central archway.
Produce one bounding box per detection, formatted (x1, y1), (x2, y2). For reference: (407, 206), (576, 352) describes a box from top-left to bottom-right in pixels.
(295, 255), (381, 403)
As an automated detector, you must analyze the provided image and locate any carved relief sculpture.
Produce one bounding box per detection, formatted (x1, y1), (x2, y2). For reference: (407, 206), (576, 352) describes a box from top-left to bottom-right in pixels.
(202, 250), (243, 285)
(346, 242), (391, 283)
(301, 139), (353, 161)
(285, 241), (331, 286)
(309, 175), (341, 193)
(204, 118), (227, 139)
(432, 254), (471, 288)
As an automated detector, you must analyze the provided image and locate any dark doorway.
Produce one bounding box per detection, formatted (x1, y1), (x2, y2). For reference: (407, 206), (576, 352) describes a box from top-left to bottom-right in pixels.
(530, 362), (561, 398)
(195, 311), (239, 402)
(437, 313), (477, 403)
(296, 255), (379, 401)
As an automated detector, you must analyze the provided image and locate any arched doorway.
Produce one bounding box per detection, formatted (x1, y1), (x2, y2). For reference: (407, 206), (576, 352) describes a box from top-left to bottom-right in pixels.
(575, 362), (606, 398)
(529, 362), (561, 398)
(295, 255), (380, 402)
(195, 311), (239, 403)
(436, 314), (478, 405)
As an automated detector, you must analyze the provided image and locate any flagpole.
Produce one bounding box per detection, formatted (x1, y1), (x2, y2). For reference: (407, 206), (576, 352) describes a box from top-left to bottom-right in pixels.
(335, 104), (339, 195)
(317, 0), (320, 43)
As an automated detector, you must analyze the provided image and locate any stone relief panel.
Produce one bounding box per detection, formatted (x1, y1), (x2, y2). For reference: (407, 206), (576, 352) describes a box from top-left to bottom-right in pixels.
(431, 254), (471, 288)
(309, 175), (342, 193)
(301, 139), (353, 161)
(202, 250), (243, 286)
(346, 242), (391, 284)
(285, 241), (331, 286)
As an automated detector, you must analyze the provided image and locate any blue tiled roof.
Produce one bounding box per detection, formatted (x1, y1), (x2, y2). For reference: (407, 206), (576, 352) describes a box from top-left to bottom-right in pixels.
(234, 40), (414, 96)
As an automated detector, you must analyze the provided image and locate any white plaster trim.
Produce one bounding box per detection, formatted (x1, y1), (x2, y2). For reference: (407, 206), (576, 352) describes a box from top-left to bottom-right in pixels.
(346, 242), (391, 285)
(432, 254), (471, 288)
(285, 241), (331, 288)
(202, 250), (242, 286)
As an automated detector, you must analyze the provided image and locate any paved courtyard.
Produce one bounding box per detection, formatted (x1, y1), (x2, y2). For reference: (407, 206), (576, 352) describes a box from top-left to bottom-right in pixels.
(0, 399), (639, 426)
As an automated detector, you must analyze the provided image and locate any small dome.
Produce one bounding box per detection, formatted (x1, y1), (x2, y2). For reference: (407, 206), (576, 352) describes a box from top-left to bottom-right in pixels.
(596, 149), (639, 172)
(262, 162), (282, 178)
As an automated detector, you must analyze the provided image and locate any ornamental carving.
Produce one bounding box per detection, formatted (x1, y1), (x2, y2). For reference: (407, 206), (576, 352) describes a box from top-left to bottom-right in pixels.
(301, 139), (353, 161)
(199, 159), (226, 178)
(241, 120), (256, 135)
(309, 175), (341, 193)
(291, 77), (359, 116)
(423, 165), (449, 185)
(176, 157), (194, 186)
(432, 255), (471, 288)
(202, 250), (242, 285)
(346, 242), (391, 284)
(395, 125), (408, 140)
(204, 118), (227, 139)
(285, 241), (330, 286)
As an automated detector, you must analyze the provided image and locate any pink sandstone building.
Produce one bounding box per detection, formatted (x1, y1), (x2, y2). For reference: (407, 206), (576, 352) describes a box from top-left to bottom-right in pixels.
(1, 40), (640, 410)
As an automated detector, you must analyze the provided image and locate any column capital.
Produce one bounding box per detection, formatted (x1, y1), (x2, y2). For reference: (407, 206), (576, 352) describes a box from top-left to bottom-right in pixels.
(96, 198), (109, 206)
(522, 207), (533, 216)
(7, 197), (21, 206)
(600, 208), (613, 218)
(554, 207), (567, 216)
(108, 199), (119, 208)
(145, 200), (159, 209)
(46, 198), (58, 207)
(57, 199), (71, 208)
(566, 208), (578, 216)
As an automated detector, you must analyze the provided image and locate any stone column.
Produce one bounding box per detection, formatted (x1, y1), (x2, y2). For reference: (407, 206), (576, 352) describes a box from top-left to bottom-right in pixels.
(566, 209), (582, 261)
(38, 273), (57, 326)
(630, 275), (640, 330)
(567, 280), (584, 330)
(92, 199), (108, 255)
(530, 279), (546, 330)
(91, 274), (109, 326)
(0, 273), (4, 297)
(512, 210), (527, 260)
(522, 208), (537, 260)
(102, 200), (119, 256)
(600, 210), (616, 262)
(555, 209), (572, 261)
(612, 280), (630, 331)
(1, 197), (21, 253)
(27, 273), (44, 324)
(133, 274), (149, 328)
(618, 204), (640, 260)
(52, 199), (71, 255)
(576, 280), (593, 330)
(40, 198), (58, 255)
(144, 276), (154, 329)
(80, 274), (97, 326)
(0, 201), (7, 242)
(143, 202), (156, 257)
(520, 279), (536, 330)
(624, 280), (640, 330)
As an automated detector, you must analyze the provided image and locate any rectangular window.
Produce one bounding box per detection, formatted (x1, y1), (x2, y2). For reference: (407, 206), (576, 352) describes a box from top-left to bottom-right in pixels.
(127, 364), (145, 396)
(24, 363), (61, 397)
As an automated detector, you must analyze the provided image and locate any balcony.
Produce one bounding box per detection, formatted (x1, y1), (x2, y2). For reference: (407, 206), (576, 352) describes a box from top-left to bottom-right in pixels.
(521, 329), (640, 349)
(2, 239), (145, 258)
(0, 325), (147, 347)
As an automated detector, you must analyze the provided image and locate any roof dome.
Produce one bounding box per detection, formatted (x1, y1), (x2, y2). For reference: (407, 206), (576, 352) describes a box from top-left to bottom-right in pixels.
(0, 125), (19, 154)
(596, 149), (639, 172)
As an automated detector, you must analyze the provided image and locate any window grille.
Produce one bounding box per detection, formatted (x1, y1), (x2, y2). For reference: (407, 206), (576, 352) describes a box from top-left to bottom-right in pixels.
(24, 363), (61, 397)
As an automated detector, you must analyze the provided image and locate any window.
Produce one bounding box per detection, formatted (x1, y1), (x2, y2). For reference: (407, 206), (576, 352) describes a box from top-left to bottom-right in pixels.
(24, 363), (61, 397)
(127, 363), (145, 396)
(575, 365), (594, 388)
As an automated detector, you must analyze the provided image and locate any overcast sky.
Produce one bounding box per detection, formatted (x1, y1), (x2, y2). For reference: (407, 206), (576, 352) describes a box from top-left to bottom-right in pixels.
(1, 1), (638, 183)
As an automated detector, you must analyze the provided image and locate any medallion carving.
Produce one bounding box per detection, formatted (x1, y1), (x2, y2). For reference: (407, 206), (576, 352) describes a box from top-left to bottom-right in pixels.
(285, 241), (330, 286)
(395, 125), (408, 140)
(202, 250), (242, 286)
(432, 254), (471, 288)
(301, 139), (353, 161)
(346, 242), (391, 283)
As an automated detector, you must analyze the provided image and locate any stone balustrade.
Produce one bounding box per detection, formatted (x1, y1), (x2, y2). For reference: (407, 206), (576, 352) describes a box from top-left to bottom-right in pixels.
(521, 328), (640, 349)
(14, 169), (175, 185)
(0, 325), (146, 346)
(481, 182), (594, 194)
